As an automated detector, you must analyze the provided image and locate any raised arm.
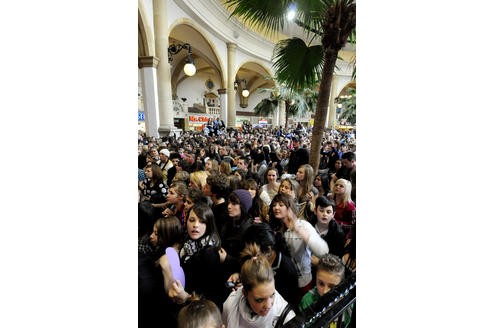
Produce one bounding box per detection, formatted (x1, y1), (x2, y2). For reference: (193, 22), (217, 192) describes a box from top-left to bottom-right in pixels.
(158, 254), (179, 295)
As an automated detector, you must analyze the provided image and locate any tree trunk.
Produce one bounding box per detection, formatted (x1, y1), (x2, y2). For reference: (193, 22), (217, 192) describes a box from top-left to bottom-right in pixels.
(308, 48), (338, 172)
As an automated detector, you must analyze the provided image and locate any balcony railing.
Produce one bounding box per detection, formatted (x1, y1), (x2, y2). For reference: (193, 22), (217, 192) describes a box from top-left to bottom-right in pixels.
(206, 106), (221, 116)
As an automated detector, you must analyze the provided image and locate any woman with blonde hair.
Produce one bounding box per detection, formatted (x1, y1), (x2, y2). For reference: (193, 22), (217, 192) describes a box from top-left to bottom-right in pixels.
(295, 164), (317, 204)
(205, 158), (219, 175)
(220, 161), (232, 175)
(189, 170), (209, 190)
(295, 164), (318, 220)
(332, 178), (356, 237)
(173, 170), (190, 185)
(222, 243), (296, 327)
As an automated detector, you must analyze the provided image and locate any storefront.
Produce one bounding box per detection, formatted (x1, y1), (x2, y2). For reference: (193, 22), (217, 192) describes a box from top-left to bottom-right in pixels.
(187, 115), (210, 131)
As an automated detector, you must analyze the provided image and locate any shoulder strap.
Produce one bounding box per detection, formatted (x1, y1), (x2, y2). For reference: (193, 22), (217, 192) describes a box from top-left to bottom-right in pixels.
(275, 303), (293, 328)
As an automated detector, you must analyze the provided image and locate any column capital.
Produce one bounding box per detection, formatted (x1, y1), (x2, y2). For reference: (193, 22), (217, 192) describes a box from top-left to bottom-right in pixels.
(227, 42), (237, 50)
(139, 56), (160, 68)
(217, 88), (227, 94)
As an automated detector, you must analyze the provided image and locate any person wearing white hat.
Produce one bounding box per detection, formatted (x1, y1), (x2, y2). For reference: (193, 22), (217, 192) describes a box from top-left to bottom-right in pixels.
(158, 148), (173, 181)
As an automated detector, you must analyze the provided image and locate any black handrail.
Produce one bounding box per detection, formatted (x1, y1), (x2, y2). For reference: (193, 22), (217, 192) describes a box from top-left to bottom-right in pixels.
(283, 273), (356, 328)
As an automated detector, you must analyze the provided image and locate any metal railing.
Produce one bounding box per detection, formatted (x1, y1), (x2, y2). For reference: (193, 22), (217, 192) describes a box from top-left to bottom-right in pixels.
(283, 273), (356, 328)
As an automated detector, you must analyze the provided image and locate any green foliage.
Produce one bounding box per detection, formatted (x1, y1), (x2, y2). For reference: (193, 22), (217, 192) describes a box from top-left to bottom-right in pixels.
(337, 87), (356, 125)
(224, 0), (356, 172)
(253, 98), (278, 116)
(253, 77), (317, 122)
(224, 0), (327, 36)
(224, 0), (292, 34)
(273, 38), (323, 91)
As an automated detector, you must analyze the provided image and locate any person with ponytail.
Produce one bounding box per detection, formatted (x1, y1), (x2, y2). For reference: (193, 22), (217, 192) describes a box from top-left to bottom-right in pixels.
(222, 243), (296, 327)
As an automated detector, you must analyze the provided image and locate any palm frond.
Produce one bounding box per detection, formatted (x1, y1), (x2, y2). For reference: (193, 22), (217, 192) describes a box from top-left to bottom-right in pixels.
(253, 98), (279, 116)
(292, 0), (326, 36)
(223, 0), (292, 34)
(273, 37), (323, 91)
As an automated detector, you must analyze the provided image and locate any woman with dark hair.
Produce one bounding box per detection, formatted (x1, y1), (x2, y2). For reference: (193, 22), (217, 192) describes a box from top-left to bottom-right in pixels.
(243, 178), (267, 223)
(220, 189), (254, 259)
(183, 188), (208, 216)
(259, 168), (280, 207)
(139, 163), (168, 205)
(313, 172), (331, 199)
(138, 164), (168, 232)
(329, 158), (343, 176)
(240, 223), (299, 308)
(269, 193), (328, 301)
(169, 203), (232, 309)
(138, 216), (183, 327)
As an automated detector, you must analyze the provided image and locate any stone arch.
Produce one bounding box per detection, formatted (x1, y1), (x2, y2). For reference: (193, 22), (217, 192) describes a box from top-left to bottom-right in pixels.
(236, 60), (275, 97)
(168, 18), (226, 89)
(337, 81), (356, 97)
(138, 2), (154, 58)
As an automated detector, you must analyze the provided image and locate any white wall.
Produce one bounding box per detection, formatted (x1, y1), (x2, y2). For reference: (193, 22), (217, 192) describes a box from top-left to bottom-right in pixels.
(176, 71), (222, 106)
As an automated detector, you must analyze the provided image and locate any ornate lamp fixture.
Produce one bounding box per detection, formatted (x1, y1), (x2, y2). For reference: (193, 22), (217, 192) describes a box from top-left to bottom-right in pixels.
(168, 43), (196, 76)
(234, 79), (249, 97)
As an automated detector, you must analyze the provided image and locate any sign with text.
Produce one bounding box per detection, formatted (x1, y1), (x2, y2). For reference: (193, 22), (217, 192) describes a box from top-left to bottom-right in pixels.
(189, 115), (209, 123)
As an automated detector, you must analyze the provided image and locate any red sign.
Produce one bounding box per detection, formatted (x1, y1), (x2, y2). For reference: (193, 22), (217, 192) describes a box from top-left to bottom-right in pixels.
(189, 115), (209, 123)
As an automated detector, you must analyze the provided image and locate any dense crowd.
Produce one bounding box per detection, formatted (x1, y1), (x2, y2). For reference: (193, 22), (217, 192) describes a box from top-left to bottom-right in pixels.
(138, 125), (356, 328)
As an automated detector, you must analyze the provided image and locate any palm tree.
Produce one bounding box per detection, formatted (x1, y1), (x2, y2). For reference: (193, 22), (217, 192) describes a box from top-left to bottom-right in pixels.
(253, 80), (317, 128)
(224, 0), (356, 171)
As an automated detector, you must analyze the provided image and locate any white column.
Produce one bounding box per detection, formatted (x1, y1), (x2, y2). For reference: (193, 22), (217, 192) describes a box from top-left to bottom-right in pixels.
(279, 100), (286, 128)
(218, 88), (227, 125)
(327, 75), (338, 129)
(227, 43), (236, 128)
(274, 102), (280, 127)
(153, 0), (175, 135)
(139, 56), (160, 138)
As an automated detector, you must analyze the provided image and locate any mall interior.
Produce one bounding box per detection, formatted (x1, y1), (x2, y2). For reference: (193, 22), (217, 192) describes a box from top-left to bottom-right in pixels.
(138, 0), (356, 138)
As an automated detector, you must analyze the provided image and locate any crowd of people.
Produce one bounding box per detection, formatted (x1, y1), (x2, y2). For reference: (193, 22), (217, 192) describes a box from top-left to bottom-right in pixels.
(138, 125), (356, 328)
